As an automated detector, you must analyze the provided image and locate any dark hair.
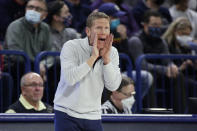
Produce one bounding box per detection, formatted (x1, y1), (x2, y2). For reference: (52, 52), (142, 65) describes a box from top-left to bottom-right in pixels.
(117, 76), (134, 92)
(47, 0), (65, 24)
(173, 0), (182, 4)
(142, 10), (162, 24)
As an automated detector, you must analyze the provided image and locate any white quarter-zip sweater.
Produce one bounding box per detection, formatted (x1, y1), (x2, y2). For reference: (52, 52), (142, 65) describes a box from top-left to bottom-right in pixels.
(54, 37), (122, 120)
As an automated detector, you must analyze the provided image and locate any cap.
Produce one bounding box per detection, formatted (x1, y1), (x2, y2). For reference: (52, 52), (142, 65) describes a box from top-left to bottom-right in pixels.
(98, 2), (126, 17)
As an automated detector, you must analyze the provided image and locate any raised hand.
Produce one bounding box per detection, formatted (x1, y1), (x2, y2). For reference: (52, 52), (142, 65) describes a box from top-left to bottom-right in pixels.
(87, 33), (99, 67)
(92, 33), (99, 59)
(100, 34), (113, 64)
(166, 64), (179, 78)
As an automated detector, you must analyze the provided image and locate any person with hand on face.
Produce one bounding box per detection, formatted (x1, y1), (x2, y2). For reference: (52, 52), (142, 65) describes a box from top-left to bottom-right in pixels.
(53, 12), (122, 131)
(4, 0), (53, 82)
(5, 72), (53, 113)
(102, 76), (135, 114)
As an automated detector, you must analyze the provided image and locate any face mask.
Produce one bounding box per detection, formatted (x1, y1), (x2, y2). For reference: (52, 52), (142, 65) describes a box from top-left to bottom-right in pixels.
(148, 27), (162, 38)
(25, 10), (41, 24)
(153, 0), (164, 6)
(110, 19), (120, 31)
(63, 15), (73, 27)
(176, 35), (193, 47)
(121, 96), (135, 113)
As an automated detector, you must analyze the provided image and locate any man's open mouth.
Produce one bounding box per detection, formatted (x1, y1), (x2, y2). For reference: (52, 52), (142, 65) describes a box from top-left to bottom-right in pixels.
(98, 38), (105, 41)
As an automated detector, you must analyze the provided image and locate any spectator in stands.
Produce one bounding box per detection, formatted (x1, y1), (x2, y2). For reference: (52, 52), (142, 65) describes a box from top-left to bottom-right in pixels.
(163, 17), (195, 57)
(91, 0), (139, 37)
(102, 76), (135, 114)
(0, 0), (27, 41)
(64, 0), (92, 34)
(53, 12), (122, 131)
(132, 0), (172, 29)
(4, 0), (53, 80)
(128, 10), (186, 113)
(162, 17), (197, 97)
(47, 0), (80, 52)
(5, 72), (53, 113)
(169, 0), (197, 39)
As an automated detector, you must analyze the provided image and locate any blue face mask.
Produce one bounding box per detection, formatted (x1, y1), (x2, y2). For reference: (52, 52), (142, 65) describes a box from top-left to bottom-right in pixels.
(110, 19), (120, 31)
(148, 27), (162, 38)
(63, 15), (72, 27)
(25, 10), (41, 24)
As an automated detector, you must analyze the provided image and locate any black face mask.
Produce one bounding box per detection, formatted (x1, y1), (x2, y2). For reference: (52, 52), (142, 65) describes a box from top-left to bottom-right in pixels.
(153, 0), (165, 6)
(148, 27), (162, 38)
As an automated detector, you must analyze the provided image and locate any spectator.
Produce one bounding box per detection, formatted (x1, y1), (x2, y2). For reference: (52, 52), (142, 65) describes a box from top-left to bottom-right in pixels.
(128, 10), (186, 113)
(162, 17), (195, 56)
(132, 0), (172, 29)
(64, 0), (92, 34)
(5, 72), (53, 113)
(169, 0), (197, 39)
(4, 0), (53, 80)
(102, 76), (135, 114)
(47, 0), (80, 52)
(91, 0), (139, 37)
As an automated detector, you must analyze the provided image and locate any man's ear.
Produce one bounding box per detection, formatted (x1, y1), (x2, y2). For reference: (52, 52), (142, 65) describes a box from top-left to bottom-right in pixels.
(42, 12), (48, 20)
(53, 15), (60, 21)
(21, 86), (26, 95)
(85, 27), (90, 37)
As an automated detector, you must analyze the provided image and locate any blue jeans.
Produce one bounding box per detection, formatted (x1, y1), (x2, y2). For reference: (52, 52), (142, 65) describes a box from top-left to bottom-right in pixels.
(54, 110), (103, 131)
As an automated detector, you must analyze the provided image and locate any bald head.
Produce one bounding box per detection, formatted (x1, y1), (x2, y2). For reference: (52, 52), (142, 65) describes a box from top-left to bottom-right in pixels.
(21, 72), (43, 87)
(20, 72), (44, 103)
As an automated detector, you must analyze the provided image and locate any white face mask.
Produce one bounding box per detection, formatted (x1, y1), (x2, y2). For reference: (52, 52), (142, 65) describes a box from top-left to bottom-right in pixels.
(25, 10), (41, 24)
(121, 96), (135, 113)
(176, 35), (193, 47)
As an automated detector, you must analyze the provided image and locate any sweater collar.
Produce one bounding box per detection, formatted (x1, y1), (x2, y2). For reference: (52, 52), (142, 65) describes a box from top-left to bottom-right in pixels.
(19, 94), (46, 111)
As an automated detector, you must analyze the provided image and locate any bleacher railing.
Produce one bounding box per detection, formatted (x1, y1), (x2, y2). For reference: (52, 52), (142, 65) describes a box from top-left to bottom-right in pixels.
(34, 51), (60, 104)
(119, 53), (133, 79)
(135, 54), (197, 113)
(0, 50), (31, 112)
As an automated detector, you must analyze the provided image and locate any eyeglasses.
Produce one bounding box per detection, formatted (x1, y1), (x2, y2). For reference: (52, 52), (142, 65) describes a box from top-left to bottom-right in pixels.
(24, 83), (44, 88)
(26, 5), (47, 12)
(120, 91), (135, 97)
